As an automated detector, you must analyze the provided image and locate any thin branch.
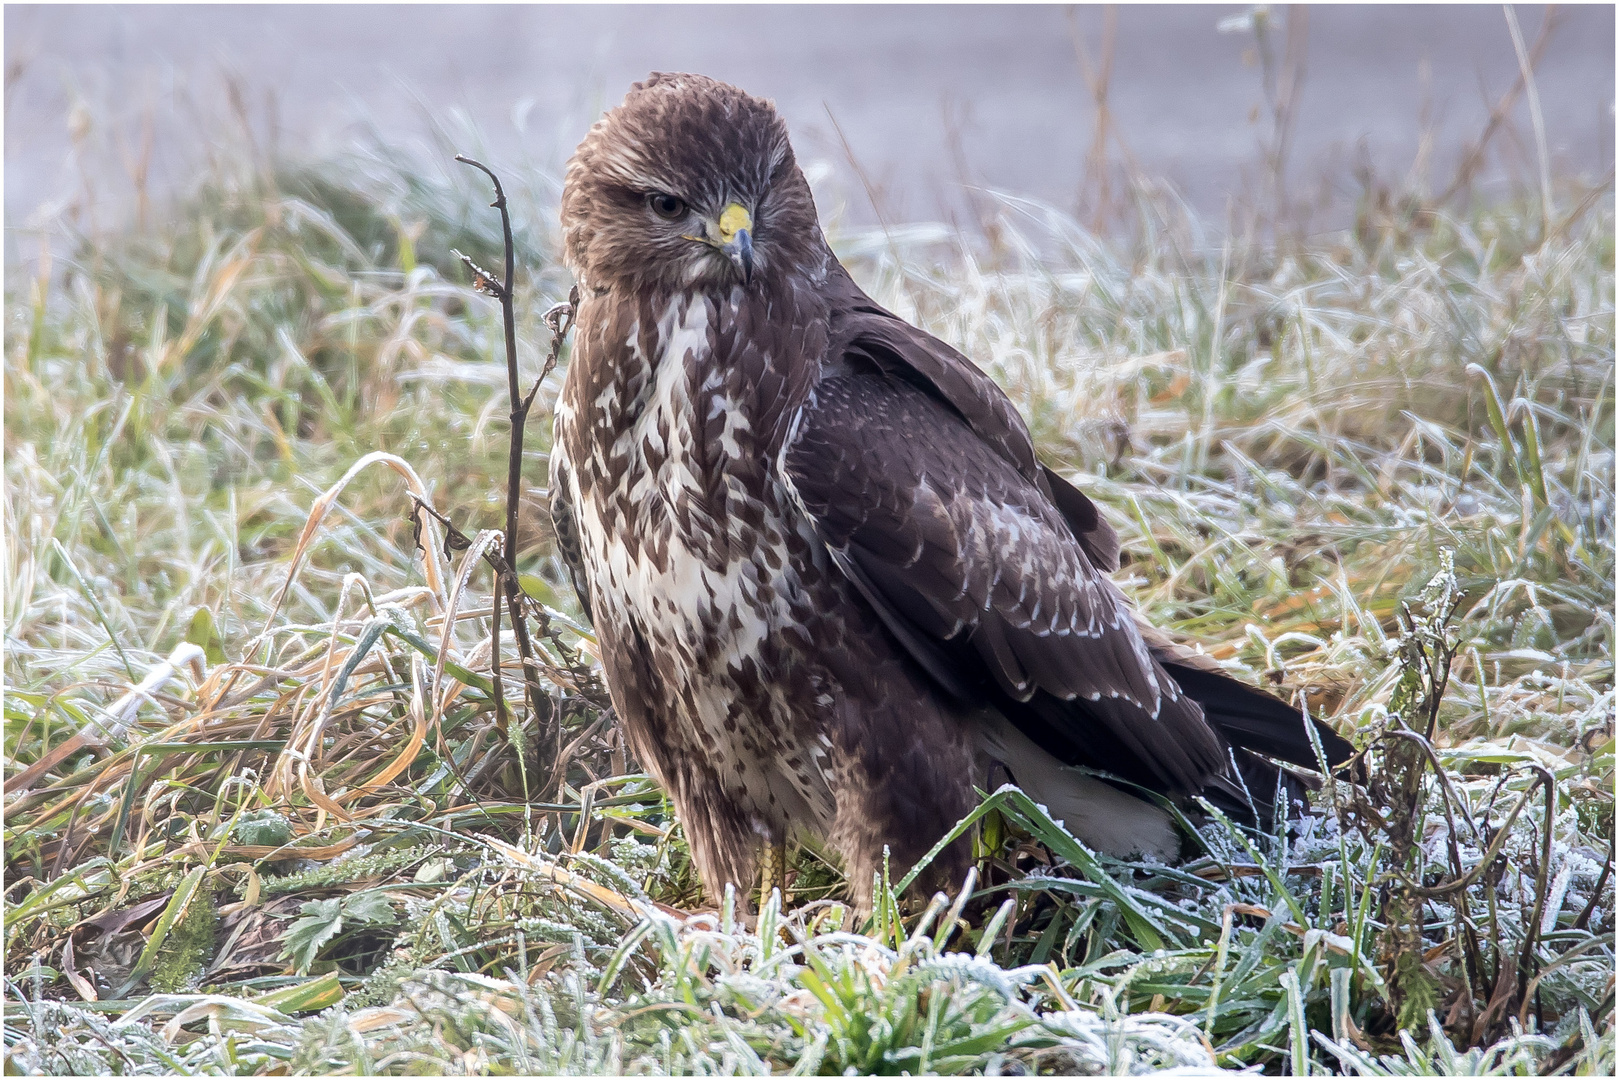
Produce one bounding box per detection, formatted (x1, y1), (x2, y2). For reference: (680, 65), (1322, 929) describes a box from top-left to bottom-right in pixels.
(1438, 6), (1559, 204)
(452, 156), (579, 781)
(451, 248), (506, 299)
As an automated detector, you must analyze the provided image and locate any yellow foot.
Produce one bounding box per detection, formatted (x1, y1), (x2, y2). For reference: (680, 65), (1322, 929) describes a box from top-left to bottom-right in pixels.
(758, 838), (787, 913)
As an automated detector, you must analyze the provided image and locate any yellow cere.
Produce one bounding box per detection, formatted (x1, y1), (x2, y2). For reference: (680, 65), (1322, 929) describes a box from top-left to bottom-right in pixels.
(718, 203), (752, 242)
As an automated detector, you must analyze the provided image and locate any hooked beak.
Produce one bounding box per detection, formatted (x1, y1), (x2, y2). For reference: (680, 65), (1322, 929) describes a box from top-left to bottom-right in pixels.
(716, 201), (755, 285)
(722, 227), (754, 284)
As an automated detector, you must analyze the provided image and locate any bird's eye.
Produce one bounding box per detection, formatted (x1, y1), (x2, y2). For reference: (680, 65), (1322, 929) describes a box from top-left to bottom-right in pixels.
(647, 193), (687, 220)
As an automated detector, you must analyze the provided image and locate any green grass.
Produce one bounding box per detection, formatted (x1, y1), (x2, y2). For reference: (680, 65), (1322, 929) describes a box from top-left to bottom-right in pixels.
(3, 122), (1613, 1075)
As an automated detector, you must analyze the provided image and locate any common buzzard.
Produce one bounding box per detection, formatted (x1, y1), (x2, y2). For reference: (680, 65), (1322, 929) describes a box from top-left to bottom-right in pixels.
(550, 73), (1352, 911)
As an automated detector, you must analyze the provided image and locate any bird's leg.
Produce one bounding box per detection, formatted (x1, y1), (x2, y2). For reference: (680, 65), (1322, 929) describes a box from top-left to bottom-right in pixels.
(757, 838), (788, 913)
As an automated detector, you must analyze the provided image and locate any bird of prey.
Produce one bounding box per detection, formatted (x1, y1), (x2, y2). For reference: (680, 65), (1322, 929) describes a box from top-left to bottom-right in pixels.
(550, 73), (1352, 911)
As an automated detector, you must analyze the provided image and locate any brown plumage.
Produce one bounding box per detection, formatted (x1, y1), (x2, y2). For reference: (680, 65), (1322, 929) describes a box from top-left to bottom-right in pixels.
(550, 73), (1352, 911)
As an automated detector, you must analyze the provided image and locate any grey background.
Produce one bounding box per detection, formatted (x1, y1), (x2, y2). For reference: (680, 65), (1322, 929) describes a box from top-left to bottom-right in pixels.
(5, 4), (1614, 260)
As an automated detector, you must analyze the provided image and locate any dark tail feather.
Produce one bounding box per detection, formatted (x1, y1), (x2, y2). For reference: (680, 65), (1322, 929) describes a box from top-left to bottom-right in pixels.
(1159, 658), (1356, 773)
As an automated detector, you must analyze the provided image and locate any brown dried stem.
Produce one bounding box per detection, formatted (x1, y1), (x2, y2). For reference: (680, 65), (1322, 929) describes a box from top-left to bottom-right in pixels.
(452, 155), (577, 779)
(1437, 6), (1559, 205)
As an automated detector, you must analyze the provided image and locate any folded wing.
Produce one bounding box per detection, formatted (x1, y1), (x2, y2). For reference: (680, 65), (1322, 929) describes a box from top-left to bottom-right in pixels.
(783, 363), (1229, 793)
(787, 269), (1352, 799)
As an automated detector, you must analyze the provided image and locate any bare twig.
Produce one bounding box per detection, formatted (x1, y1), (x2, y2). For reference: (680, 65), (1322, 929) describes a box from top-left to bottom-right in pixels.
(1247, 5), (1309, 234)
(1067, 5), (1118, 228)
(451, 248), (506, 299)
(451, 155), (578, 774)
(1271, 5), (1308, 227)
(1066, 5), (1148, 227)
(1438, 6), (1559, 204)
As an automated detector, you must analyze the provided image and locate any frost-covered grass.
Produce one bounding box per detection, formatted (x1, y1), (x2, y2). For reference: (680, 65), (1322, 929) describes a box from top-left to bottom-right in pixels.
(4, 120), (1613, 1074)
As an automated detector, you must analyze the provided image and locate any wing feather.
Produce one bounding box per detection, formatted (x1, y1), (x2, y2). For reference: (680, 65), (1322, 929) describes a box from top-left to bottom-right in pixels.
(784, 367), (1227, 793)
(794, 267), (1354, 805)
(823, 265), (1122, 572)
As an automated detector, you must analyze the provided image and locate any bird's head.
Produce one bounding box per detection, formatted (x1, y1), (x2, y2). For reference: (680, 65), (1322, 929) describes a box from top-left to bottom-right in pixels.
(561, 73), (825, 294)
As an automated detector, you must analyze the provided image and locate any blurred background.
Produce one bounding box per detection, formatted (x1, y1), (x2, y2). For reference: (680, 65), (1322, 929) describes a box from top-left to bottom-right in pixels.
(5, 3), (1614, 265)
